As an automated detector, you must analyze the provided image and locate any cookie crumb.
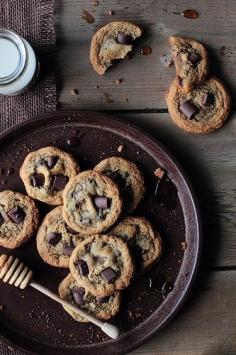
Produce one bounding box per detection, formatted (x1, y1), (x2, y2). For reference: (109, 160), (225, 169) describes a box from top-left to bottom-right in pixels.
(70, 88), (79, 96)
(108, 10), (114, 15)
(0, 305), (4, 311)
(123, 97), (128, 103)
(113, 78), (123, 85)
(154, 167), (165, 179)
(117, 144), (124, 152)
(102, 93), (114, 103)
(93, 0), (99, 5)
(95, 85), (99, 89)
(160, 53), (173, 67)
(181, 241), (187, 250)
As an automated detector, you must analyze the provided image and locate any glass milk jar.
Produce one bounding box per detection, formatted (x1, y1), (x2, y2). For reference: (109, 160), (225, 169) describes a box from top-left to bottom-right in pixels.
(0, 29), (39, 95)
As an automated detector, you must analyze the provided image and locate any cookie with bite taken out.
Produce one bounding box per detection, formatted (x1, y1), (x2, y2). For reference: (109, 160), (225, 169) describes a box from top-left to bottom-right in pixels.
(90, 21), (142, 75)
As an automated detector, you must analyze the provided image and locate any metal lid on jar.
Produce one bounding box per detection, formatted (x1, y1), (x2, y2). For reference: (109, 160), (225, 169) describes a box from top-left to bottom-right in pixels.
(0, 29), (26, 85)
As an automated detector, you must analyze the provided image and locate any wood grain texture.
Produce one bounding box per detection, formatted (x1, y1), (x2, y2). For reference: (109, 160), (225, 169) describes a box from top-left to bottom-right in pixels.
(55, 0), (236, 110)
(1, 270), (236, 354)
(118, 112), (236, 268)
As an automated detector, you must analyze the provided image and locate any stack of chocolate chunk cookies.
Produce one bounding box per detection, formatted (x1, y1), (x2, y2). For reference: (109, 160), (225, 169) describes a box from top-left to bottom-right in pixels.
(166, 36), (231, 133)
(0, 146), (163, 323)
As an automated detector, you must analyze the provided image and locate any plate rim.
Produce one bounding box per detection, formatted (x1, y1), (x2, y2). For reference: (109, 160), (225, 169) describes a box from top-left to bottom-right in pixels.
(0, 110), (202, 355)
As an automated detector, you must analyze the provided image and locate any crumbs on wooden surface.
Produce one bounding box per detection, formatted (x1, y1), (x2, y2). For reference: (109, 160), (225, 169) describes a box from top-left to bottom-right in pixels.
(102, 93), (114, 103)
(160, 53), (173, 67)
(154, 167), (165, 179)
(113, 78), (123, 85)
(117, 144), (124, 152)
(70, 88), (79, 96)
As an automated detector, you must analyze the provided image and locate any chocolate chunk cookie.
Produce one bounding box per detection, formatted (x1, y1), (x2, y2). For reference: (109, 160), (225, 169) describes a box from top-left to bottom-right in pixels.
(90, 21), (142, 75)
(166, 76), (231, 133)
(63, 170), (122, 235)
(59, 273), (121, 322)
(169, 36), (209, 93)
(109, 217), (162, 273)
(36, 206), (85, 268)
(0, 190), (39, 249)
(20, 147), (79, 205)
(69, 234), (134, 296)
(94, 157), (145, 214)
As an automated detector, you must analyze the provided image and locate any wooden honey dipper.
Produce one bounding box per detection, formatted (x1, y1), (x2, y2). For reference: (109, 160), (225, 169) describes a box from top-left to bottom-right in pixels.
(0, 254), (120, 339)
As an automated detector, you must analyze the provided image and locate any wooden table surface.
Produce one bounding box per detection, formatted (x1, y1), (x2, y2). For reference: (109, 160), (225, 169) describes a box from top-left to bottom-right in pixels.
(2, 0), (236, 354)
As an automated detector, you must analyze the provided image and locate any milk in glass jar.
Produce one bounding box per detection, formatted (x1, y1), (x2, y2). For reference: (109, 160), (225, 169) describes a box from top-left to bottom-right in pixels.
(0, 29), (39, 95)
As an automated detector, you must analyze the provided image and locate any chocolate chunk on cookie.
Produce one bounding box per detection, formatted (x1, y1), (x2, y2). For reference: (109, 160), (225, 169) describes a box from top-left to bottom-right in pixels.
(69, 234), (134, 296)
(109, 216), (162, 273)
(59, 273), (121, 322)
(166, 76), (231, 133)
(0, 190), (39, 249)
(63, 170), (123, 235)
(169, 36), (209, 93)
(94, 157), (145, 214)
(90, 21), (142, 75)
(20, 146), (79, 205)
(37, 206), (85, 268)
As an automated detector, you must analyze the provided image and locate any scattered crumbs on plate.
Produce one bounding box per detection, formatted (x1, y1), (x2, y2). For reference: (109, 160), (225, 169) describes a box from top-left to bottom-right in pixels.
(117, 144), (124, 152)
(181, 241), (187, 250)
(154, 167), (165, 179)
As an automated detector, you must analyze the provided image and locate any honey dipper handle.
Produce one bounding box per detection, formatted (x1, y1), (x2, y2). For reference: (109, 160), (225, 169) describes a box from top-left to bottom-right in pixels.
(30, 281), (120, 339)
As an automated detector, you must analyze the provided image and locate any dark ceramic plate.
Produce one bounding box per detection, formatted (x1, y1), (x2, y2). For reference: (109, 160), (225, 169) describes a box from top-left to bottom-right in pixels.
(0, 111), (201, 354)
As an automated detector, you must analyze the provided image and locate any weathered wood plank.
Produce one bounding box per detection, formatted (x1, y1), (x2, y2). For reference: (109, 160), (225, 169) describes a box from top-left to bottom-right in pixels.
(131, 270), (236, 355)
(117, 111), (236, 268)
(55, 0), (236, 110)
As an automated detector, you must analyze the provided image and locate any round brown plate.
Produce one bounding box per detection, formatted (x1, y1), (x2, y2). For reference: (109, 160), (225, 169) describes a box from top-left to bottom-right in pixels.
(0, 111), (201, 354)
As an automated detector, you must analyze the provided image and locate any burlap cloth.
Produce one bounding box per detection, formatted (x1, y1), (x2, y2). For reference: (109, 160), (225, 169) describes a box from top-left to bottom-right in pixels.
(0, 0), (56, 353)
(0, 0), (56, 132)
